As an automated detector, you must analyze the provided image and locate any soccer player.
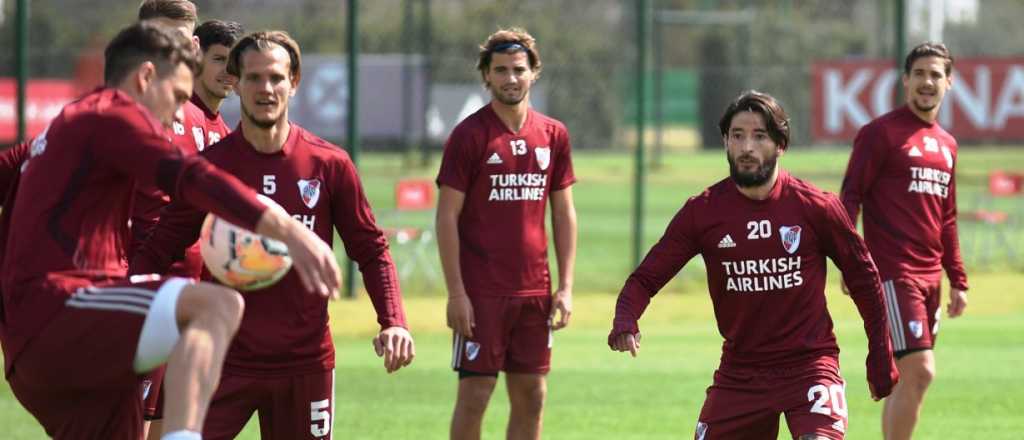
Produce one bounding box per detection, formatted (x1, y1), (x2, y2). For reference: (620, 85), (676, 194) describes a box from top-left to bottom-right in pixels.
(136, 3), (211, 435)
(190, 19), (244, 146)
(0, 22), (341, 440)
(130, 30), (414, 440)
(840, 42), (968, 440)
(132, 0), (207, 278)
(609, 91), (898, 439)
(436, 28), (577, 440)
(140, 18), (245, 439)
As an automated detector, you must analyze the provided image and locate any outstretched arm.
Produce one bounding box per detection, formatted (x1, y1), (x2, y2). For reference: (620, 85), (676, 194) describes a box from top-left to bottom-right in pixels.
(98, 112), (340, 298)
(609, 201), (699, 356)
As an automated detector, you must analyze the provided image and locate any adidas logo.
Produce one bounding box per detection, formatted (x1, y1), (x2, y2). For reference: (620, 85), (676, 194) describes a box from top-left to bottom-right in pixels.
(717, 234), (736, 248)
(908, 145), (922, 157)
(487, 152), (503, 165)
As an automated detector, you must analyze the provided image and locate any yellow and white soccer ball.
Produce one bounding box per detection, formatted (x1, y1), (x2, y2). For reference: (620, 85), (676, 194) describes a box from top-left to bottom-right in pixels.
(199, 195), (292, 291)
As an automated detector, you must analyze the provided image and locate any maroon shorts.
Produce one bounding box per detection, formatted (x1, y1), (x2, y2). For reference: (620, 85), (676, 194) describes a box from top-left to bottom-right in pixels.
(8, 278), (169, 440)
(203, 369), (335, 440)
(696, 359), (849, 440)
(881, 277), (942, 355)
(451, 295), (552, 375)
(142, 366), (166, 420)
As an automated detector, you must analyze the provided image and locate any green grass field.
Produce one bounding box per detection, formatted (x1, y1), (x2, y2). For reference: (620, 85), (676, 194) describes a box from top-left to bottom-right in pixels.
(1, 148), (1022, 438)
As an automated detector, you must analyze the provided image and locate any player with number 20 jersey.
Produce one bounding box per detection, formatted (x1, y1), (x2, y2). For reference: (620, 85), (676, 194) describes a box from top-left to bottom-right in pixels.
(610, 91), (898, 440)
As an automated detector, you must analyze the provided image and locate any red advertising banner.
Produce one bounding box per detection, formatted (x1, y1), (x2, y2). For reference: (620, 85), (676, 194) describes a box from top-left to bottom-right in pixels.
(812, 57), (1024, 143)
(0, 79), (77, 142)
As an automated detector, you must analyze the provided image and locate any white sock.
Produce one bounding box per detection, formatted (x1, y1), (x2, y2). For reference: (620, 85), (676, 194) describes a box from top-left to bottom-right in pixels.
(161, 431), (202, 440)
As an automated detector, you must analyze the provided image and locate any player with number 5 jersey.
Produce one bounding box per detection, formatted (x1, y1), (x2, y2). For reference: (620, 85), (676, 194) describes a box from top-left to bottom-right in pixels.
(130, 31), (414, 440)
(609, 91), (898, 440)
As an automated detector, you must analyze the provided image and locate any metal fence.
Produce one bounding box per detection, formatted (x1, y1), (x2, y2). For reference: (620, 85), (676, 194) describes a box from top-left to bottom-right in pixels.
(1, 0), (1021, 292)
(5, 1), (1024, 149)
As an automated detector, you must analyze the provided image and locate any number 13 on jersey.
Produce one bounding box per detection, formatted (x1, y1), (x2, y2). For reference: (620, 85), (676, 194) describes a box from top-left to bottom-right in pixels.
(510, 139), (527, 156)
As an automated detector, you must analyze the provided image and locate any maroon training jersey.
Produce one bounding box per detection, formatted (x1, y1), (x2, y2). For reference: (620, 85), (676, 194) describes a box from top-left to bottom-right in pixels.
(612, 171), (895, 388)
(0, 87), (265, 375)
(128, 99), (208, 278)
(841, 105), (968, 290)
(436, 105), (576, 297)
(131, 123), (406, 376)
(190, 93), (231, 147)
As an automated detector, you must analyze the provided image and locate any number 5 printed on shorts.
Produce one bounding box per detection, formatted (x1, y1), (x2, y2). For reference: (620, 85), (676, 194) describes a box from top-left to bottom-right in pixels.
(311, 398), (331, 438)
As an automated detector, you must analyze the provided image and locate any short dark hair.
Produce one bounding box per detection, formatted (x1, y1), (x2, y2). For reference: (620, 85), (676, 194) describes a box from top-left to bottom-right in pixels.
(718, 90), (791, 150)
(194, 20), (244, 52)
(904, 42), (954, 76)
(227, 31), (302, 84)
(138, 0), (198, 25)
(477, 27), (542, 81)
(104, 21), (200, 85)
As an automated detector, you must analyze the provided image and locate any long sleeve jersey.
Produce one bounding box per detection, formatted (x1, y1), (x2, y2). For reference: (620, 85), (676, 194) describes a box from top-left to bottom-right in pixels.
(612, 171), (897, 394)
(840, 105), (968, 290)
(131, 123), (406, 376)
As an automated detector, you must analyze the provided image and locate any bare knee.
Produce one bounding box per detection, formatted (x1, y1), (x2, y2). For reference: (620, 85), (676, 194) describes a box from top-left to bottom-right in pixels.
(508, 374), (546, 416)
(208, 286), (244, 331)
(897, 351), (935, 395)
(456, 377), (497, 416)
(175, 284), (244, 357)
(176, 282), (244, 333)
(903, 362), (935, 392)
(517, 389), (545, 417)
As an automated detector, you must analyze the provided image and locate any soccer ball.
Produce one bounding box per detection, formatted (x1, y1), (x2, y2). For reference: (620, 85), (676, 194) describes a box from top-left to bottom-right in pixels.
(199, 196), (292, 291)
